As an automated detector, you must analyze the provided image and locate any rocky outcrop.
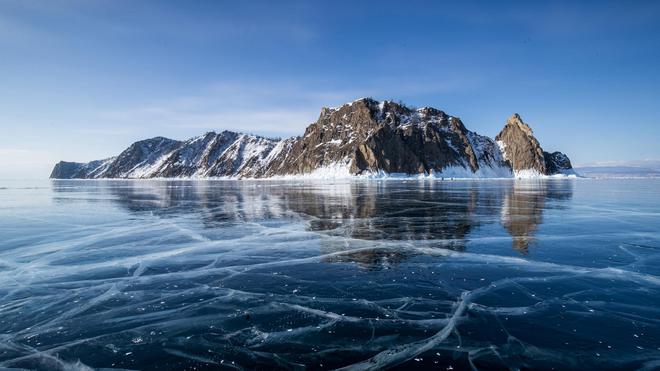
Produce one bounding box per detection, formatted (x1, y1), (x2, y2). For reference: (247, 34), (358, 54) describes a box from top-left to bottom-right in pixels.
(544, 151), (574, 175)
(50, 98), (574, 179)
(261, 98), (509, 177)
(50, 159), (111, 179)
(495, 114), (547, 174)
(495, 113), (573, 176)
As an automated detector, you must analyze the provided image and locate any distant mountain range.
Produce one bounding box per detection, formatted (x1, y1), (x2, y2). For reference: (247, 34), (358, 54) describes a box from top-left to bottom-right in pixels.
(51, 98), (575, 179)
(575, 166), (660, 178)
(572, 159), (660, 178)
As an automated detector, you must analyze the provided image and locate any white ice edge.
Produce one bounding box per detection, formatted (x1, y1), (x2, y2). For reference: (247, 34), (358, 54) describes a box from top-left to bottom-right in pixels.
(52, 162), (581, 181)
(52, 171), (580, 181)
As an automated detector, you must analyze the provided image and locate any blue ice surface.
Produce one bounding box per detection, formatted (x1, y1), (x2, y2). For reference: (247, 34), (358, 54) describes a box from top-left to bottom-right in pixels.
(0, 178), (659, 370)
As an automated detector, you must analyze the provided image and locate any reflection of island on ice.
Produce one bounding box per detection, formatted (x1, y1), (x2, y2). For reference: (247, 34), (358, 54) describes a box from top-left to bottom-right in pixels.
(52, 179), (573, 267)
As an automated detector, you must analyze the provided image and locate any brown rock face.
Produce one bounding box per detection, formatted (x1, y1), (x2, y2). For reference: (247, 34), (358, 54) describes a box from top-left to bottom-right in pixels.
(495, 114), (548, 174)
(263, 98), (498, 176)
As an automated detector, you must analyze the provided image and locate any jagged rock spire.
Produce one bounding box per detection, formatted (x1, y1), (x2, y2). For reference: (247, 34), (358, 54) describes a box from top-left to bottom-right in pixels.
(496, 113), (548, 174)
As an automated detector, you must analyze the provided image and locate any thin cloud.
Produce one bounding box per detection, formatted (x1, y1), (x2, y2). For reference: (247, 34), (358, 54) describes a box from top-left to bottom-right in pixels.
(96, 82), (367, 138)
(0, 0), (318, 48)
(576, 159), (660, 168)
(95, 78), (485, 140)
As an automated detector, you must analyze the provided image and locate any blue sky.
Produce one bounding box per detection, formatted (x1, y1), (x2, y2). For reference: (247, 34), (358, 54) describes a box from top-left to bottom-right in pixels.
(1, 0), (659, 178)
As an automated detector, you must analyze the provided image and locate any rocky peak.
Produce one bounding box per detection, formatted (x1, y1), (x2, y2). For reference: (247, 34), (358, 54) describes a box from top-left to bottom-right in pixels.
(318, 98), (455, 132)
(495, 114), (547, 175)
(506, 113), (534, 136)
(263, 99), (497, 176)
(544, 151), (574, 175)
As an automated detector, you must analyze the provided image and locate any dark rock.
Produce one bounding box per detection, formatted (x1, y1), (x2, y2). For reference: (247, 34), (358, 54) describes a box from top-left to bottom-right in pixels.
(50, 161), (84, 179)
(50, 158), (115, 179)
(262, 98), (505, 177)
(544, 151), (573, 174)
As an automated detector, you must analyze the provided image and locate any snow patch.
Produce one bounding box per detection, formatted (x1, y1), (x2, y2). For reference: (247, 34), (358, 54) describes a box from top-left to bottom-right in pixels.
(269, 161), (354, 180)
(496, 140), (507, 160)
(513, 169), (577, 179)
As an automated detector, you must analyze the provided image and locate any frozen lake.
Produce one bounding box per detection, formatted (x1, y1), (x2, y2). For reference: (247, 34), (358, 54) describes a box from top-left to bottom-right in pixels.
(1, 179), (659, 370)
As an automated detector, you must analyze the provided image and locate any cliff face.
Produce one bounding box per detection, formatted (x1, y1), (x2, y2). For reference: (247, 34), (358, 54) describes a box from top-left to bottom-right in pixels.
(50, 98), (574, 179)
(261, 98), (509, 177)
(50, 159), (113, 179)
(544, 151), (573, 175)
(495, 114), (573, 176)
(495, 114), (548, 174)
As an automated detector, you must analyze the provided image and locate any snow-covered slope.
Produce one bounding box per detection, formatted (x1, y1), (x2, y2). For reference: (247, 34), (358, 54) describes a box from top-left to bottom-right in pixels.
(52, 132), (281, 179)
(142, 131), (280, 178)
(50, 98), (575, 179)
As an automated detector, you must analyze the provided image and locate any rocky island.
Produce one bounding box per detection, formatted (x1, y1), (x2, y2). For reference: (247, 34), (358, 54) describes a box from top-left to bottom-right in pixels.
(50, 98), (574, 179)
